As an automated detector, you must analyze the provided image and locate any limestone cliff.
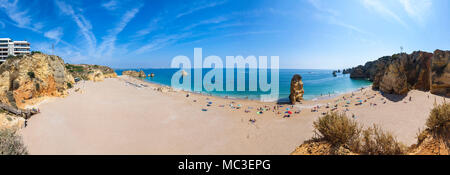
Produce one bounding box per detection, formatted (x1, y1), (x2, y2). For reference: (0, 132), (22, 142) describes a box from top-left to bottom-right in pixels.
(66, 64), (117, 81)
(346, 50), (448, 96)
(431, 50), (450, 96)
(0, 53), (75, 108)
(122, 70), (146, 78)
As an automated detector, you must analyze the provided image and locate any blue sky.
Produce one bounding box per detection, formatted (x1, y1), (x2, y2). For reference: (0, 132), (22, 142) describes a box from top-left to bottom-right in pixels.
(0, 0), (449, 69)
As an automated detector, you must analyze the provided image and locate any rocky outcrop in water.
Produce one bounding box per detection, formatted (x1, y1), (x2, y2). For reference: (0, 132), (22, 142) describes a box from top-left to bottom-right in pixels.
(346, 50), (449, 96)
(289, 74), (304, 104)
(0, 53), (75, 108)
(122, 70), (146, 78)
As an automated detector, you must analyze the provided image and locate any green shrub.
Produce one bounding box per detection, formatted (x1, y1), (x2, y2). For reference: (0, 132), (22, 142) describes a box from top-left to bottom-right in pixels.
(0, 128), (28, 155)
(31, 51), (42, 55)
(313, 112), (361, 146)
(67, 82), (73, 88)
(27, 71), (35, 79)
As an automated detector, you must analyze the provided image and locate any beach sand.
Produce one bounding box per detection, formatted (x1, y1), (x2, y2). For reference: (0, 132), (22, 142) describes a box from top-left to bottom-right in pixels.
(20, 76), (449, 154)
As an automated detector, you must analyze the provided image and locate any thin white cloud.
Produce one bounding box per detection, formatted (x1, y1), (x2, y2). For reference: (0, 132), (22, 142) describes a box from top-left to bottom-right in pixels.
(361, 0), (408, 28)
(102, 0), (119, 11)
(134, 16), (161, 37)
(224, 30), (281, 37)
(308, 0), (369, 35)
(398, 0), (432, 24)
(0, 20), (5, 29)
(44, 27), (64, 44)
(98, 5), (142, 56)
(307, 0), (340, 16)
(176, 0), (227, 18)
(183, 16), (228, 30)
(55, 0), (97, 54)
(135, 33), (191, 54)
(0, 0), (41, 31)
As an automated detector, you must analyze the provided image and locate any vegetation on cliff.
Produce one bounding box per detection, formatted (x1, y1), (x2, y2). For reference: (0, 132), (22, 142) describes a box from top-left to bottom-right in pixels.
(292, 103), (450, 155)
(0, 128), (28, 155)
(410, 102), (449, 155)
(65, 64), (117, 81)
(292, 112), (405, 155)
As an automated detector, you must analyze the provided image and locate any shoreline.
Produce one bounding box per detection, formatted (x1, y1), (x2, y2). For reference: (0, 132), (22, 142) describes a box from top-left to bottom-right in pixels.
(18, 75), (449, 154)
(131, 75), (373, 103)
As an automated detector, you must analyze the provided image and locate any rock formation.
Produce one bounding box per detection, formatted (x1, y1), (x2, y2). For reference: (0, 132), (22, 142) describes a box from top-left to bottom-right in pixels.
(65, 64), (117, 81)
(289, 74), (304, 104)
(409, 130), (449, 155)
(0, 53), (75, 108)
(346, 50), (449, 96)
(181, 70), (188, 77)
(431, 50), (450, 96)
(291, 140), (356, 155)
(86, 70), (104, 82)
(122, 70), (146, 78)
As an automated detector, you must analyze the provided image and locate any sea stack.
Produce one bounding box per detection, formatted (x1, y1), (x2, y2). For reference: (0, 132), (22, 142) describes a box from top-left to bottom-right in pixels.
(181, 70), (188, 77)
(289, 74), (305, 104)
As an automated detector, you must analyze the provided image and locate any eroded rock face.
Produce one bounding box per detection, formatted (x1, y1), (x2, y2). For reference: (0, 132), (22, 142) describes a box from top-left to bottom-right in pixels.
(122, 70), (146, 78)
(347, 50), (448, 96)
(289, 74), (304, 104)
(409, 131), (449, 155)
(290, 141), (356, 155)
(431, 50), (450, 96)
(86, 70), (105, 82)
(378, 56), (409, 94)
(0, 53), (74, 108)
(66, 64), (117, 81)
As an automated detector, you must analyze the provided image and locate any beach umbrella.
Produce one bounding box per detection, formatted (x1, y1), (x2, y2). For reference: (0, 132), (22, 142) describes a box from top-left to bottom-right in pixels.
(358, 100), (363, 103)
(286, 108), (290, 111)
(288, 111), (293, 114)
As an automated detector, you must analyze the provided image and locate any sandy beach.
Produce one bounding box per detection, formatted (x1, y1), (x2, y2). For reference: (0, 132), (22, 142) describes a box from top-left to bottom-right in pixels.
(19, 76), (449, 154)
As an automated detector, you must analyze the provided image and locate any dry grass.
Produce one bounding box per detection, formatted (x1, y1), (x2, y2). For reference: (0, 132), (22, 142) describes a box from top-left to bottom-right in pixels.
(313, 112), (361, 147)
(0, 128), (28, 155)
(357, 124), (405, 155)
(312, 112), (405, 155)
(426, 102), (450, 139)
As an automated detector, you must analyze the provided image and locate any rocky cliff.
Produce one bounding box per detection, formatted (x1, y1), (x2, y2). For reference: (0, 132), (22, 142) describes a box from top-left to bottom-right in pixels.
(347, 50), (449, 96)
(431, 50), (450, 96)
(66, 64), (117, 82)
(0, 53), (74, 108)
(122, 70), (146, 78)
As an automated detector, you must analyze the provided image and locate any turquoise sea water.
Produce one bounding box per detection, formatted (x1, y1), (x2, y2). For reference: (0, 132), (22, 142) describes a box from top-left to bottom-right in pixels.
(114, 69), (372, 102)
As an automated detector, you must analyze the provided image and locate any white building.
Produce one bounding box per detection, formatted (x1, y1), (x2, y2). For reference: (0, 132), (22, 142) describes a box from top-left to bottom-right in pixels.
(0, 38), (31, 62)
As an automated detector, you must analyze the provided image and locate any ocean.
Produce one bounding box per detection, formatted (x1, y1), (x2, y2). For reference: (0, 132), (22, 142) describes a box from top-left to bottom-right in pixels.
(114, 68), (372, 102)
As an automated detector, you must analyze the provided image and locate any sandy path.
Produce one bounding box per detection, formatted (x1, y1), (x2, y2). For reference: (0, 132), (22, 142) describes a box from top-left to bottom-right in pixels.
(20, 76), (448, 154)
